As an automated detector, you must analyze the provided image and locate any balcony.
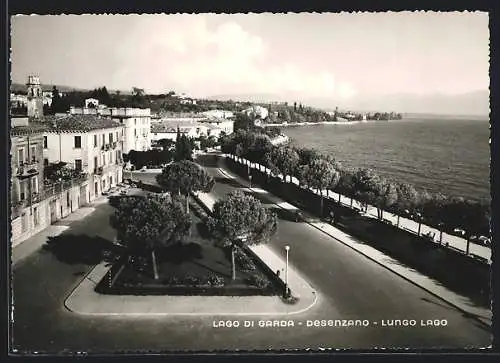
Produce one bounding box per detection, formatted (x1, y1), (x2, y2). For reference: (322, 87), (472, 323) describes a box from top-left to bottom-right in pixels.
(16, 161), (39, 179)
(30, 191), (43, 204)
(94, 166), (104, 175)
(11, 199), (28, 219)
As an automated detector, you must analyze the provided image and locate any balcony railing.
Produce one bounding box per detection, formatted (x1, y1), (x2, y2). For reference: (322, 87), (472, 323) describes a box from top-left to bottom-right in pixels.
(11, 199), (28, 219)
(16, 161), (39, 178)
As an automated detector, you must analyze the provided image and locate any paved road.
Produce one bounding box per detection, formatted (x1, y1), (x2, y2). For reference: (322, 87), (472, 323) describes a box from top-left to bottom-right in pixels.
(11, 159), (491, 353)
(236, 156), (491, 261)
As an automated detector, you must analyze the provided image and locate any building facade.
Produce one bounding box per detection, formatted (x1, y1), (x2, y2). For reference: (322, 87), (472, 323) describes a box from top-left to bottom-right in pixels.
(70, 106), (151, 153)
(10, 119), (46, 245)
(42, 115), (125, 200)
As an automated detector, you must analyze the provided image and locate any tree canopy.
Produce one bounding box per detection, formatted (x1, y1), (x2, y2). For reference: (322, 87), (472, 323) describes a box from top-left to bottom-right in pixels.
(207, 190), (278, 247)
(110, 194), (191, 252)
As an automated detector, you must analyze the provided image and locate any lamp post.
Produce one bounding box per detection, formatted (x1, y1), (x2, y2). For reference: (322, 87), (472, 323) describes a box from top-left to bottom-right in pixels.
(416, 212), (422, 236)
(438, 222), (444, 245)
(284, 245), (290, 294)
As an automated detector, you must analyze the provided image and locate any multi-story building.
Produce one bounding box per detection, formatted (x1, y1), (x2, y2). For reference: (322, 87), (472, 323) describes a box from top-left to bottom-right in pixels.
(10, 75), (124, 246)
(41, 114), (125, 199)
(70, 106), (151, 153)
(10, 117), (47, 245)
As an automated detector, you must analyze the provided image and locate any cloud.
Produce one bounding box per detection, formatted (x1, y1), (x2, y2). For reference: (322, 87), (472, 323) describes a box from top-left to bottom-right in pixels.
(100, 16), (357, 98)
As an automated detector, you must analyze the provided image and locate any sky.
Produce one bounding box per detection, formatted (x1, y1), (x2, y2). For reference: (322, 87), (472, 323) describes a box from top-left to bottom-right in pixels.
(10, 12), (490, 112)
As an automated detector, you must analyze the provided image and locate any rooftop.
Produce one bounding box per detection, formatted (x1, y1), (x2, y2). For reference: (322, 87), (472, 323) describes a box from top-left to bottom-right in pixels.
(15, 115), (123, 133)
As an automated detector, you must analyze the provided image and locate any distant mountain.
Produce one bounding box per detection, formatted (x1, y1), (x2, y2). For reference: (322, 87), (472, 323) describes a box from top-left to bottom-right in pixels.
(10, 82), (132, 95)
(206, 90), (490, 117)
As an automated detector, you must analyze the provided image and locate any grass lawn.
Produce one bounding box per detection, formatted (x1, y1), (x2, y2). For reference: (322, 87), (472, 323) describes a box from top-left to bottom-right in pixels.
(98, 211), (283, 296)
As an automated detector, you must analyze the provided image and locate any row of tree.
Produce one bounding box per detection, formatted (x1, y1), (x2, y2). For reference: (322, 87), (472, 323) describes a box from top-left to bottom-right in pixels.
(113, 155), (276, 282)
(220, 130), (490, 254)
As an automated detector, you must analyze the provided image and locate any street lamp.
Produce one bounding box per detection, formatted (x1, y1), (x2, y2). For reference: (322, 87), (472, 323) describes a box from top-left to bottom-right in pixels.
(284, 245), (290, 294)
(438, 222), (444, 245)
(416, 212), (422, 236)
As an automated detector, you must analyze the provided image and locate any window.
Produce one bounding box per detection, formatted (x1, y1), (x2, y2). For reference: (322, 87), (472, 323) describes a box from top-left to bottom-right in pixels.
(109, 152), (112, 164)
(43, 136), (48, 149)
(116, 131), (118, 140)
(103, 154), (106, 166)
(134, 129), (137, 136)
(67, 192), (70, 207)
(31, 176), (38, 193)
(44, 158), (49, 166)
(94, 156), (98, 170)
(74, 136), (81, 149)
(18, 148), (24, 166)
(102, 134), (105, 146)
(30, 145), (36, 162)
(94, 134), (98, 147)
(34, 207), (39, 226)
(109, 132), (113, 144)
(75, 159), (82, 171)
(134, 119), (137, 125)
(19, 181), (26, 200)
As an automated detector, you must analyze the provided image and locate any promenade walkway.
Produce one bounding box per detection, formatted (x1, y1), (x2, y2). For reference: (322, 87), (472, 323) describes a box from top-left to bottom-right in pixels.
(215, 158), (492, 327)
(228, 155), (491, 263)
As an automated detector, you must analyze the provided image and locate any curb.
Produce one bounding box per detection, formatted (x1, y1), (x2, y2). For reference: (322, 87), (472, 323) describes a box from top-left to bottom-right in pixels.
(306, 222), (492, 330)
(64, 262), (319, 316)
(217, 160), (492, 330)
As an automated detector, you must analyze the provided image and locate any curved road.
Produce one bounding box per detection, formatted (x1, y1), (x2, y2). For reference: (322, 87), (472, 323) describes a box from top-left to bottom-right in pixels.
(11, 155), (491, 353)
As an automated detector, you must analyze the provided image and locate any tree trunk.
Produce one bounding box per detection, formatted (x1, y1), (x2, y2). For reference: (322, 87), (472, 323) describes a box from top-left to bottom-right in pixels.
(380, 209), (384, 220)
(465, 236), (470, 255)
(397, 214), (400, 227)
(320, 192), (324, 218)
(350, 198), (353, 208)
(185, 194), (190, 213)
(338, 193), (341, 203)
(231, 244), (236, 280)
(439, 230), (443, 245)
(326, 189), (329, 198)
(417, 221), (422, 236)
(151, 250), (159, 280)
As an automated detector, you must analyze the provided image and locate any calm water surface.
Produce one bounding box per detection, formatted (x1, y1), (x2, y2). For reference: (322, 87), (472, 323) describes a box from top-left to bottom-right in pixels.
(284, 118), (490, 201)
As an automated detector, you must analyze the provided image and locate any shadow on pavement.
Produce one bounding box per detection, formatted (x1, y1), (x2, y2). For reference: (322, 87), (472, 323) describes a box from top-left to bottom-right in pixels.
(214, 176), (244, 188)
(42, 234), (123, 265)
(195, 221), (212, 239)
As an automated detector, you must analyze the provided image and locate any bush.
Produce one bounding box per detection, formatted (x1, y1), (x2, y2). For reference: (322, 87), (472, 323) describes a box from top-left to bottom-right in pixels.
(184, 274), (202, 286)
(162, 276), (181, 285)
(245, 274), (270, 288)
(208, 274), (225, 287)
(235, 250), (256, 272)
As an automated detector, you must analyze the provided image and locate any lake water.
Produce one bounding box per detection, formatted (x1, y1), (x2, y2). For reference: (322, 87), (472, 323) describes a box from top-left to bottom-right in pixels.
(283, 117), (490, 201)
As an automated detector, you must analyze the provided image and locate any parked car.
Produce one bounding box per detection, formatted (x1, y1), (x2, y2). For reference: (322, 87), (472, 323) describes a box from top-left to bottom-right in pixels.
(453, 228), (466, 237)
(470, 235), (491, 247)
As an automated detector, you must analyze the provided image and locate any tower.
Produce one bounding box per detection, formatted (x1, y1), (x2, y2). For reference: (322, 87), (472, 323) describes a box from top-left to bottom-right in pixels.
(26, 75), (44, 118)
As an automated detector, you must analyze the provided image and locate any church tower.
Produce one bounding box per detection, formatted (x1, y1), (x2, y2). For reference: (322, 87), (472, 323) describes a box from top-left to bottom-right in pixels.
(26, 75), (44, 118)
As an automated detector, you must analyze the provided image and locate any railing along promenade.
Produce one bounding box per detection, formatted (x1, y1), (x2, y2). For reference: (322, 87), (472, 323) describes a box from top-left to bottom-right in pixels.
(226, 154), (491, 263)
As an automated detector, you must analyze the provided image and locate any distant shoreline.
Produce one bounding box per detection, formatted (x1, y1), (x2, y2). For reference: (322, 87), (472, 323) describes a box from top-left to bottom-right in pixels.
(262, 120), (392, 127)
